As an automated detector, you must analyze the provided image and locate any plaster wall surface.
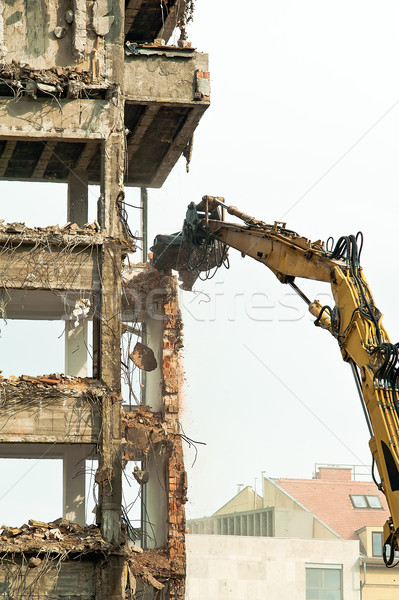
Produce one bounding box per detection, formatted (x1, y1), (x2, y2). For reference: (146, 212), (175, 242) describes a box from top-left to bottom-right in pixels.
(274, 507), (314, 539)
(1, 0), (105, 71)
(124, 53), (209, 102)
(186, 534), (361, 600)
(361, 565), (399, 600)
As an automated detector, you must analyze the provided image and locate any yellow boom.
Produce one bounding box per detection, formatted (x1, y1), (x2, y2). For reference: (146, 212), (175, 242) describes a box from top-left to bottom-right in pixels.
(152, 196), (399, 564)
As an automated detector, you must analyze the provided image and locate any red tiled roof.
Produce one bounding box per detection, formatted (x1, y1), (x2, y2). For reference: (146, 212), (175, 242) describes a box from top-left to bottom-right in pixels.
(275, 474), (389, 540)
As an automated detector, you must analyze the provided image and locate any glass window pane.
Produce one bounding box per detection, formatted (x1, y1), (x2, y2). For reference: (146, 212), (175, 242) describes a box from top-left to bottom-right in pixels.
(366, 495), (382, 508)
(307, 569), (321, 588)
(321, 591), (340, 600)
(350, 494), (367, 507)
(324, 569), (341, 588)
(306, 567), (342, 600)
(372, 532), (383, 556)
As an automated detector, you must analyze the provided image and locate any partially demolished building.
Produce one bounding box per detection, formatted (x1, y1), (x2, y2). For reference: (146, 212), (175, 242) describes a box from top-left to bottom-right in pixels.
(0, 1), (209, 598)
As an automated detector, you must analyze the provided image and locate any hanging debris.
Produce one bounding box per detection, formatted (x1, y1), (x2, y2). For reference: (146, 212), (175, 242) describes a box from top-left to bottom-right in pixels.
(129, 342), (157, 372)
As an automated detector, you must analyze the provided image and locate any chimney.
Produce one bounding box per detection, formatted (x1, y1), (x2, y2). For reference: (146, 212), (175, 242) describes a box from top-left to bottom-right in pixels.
(316, 467), (352, 481)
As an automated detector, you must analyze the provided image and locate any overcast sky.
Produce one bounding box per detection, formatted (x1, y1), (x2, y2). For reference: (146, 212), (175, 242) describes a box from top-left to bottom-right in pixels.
(2, 0), (399, 524)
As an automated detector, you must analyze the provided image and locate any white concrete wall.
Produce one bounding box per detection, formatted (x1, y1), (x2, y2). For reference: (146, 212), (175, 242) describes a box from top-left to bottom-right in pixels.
(186, 534), (360, 600)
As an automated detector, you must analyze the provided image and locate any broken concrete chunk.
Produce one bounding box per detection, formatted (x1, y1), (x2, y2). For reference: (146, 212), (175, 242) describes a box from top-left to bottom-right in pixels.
(133, 466), (149, 485)
(37, 82), (58, 95)
(5, 222), (25, 233)
(28, 519), (48, 529)
(54, 26), (66, 39)
(72, 0), (86, 61)
(93, 0), (115, 36)
(44, 528), (63, 541)
(65, 9), (74, 24)
(144, 572), (164, 591)
(67, 79), (84, 99)
(25, 80), (38, 98)
(129, 342), (157, 372)
(28, 557), (42, 568)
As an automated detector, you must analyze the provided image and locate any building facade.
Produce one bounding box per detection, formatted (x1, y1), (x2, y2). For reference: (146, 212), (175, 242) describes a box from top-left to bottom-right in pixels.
(187, 466), (397, 599)
(0, 2), (209, 598)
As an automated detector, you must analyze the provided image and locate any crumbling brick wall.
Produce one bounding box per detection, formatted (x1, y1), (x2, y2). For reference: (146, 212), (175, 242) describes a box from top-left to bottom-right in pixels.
(163, 285), (187, 599)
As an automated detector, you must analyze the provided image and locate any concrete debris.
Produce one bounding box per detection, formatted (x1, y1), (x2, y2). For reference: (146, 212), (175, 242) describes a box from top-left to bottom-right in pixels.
(0, 520), (112, 554)
(0, 220), (124, 251)
(67, 79), (84, 98)
(129, 342), (157, 372)
(44, 528), (63, 541)
(0, 373), (99, 388)
(123, 263), (176, 299)
(0, 61), (106, 98)
(133, 466), (149, 485)
(65, 9), (74, 24)
(28, 557), (42, 568)
(37, 82), (58, 94)
(124, 41), (195, 59)
(177, 269), (198, 291)
(53, 26), (66, 39)
(72, 0), (87, 61)
(144, 572), (164, 590)
(129, 547), (185, 581)
(0, 220), (100, 236)
(122, 407), (167, 460)
(93, 0), (115, 37)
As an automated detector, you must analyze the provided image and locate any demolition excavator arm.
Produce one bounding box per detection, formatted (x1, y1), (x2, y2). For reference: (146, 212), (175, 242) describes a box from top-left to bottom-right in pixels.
(152, 196), (399, 565)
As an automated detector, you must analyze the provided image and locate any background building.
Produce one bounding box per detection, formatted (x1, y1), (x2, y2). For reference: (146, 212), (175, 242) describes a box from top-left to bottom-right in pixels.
(187, 465), (398, 599)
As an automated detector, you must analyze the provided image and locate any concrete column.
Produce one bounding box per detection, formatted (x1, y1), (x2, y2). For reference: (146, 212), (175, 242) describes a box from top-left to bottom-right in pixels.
(67, 169), (88, 227)
(63, 445), (86, 525)
(63, 325), (88, 523)
(65, 321), (88, 378)
(64, 174), (89, 524)
(97, 130), (124, 545)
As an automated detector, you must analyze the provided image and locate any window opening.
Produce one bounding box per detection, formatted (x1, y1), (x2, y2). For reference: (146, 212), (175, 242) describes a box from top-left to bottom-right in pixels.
(306, 564), (342, 600)
(121, 322), (145, 407)
(0, 458), (62, 526)
(372, 531), (384, 557)
(122, 460), (144, 546)
(85, 458), (98, 525)
(0, 182), (66, 227)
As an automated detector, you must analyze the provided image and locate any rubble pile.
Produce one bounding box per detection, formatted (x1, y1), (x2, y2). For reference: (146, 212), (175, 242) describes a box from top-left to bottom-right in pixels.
(0, 220), (101, 237)
(0, 61), (107, 98)
(0, 519), (112, 554)
(0, 373), (99, 388)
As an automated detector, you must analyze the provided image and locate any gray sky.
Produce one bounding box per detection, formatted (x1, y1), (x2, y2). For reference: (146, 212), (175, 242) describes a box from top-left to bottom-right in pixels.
(2, 0), (399, 524)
